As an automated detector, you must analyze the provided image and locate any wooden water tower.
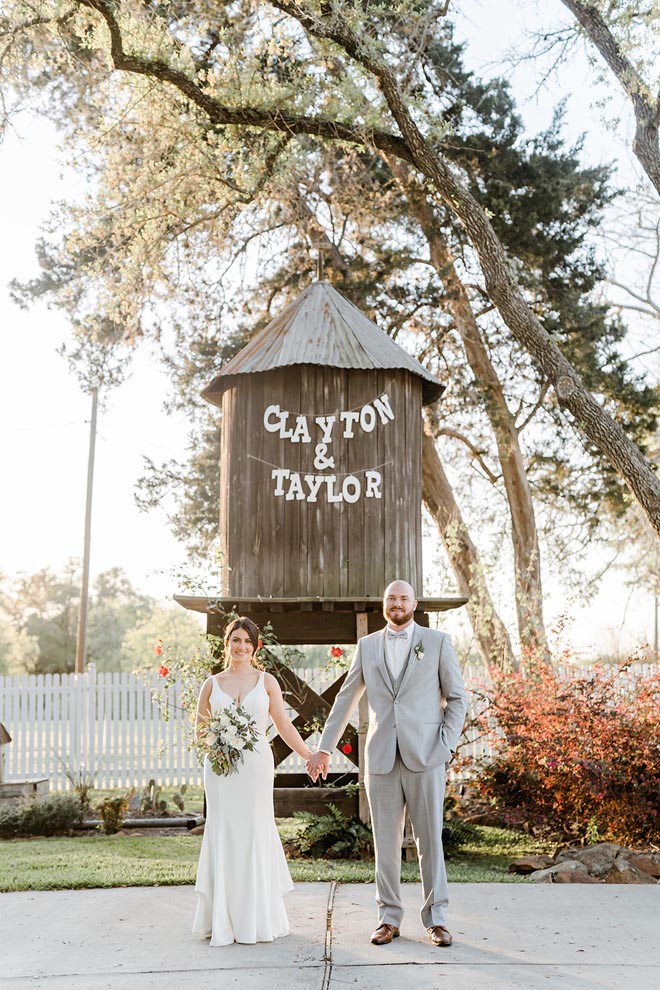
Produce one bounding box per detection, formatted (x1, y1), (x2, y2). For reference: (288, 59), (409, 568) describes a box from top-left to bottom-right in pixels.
(176, 280), (466, 813)
(177, 278), (466, 638)
(203, 280), (444, 602)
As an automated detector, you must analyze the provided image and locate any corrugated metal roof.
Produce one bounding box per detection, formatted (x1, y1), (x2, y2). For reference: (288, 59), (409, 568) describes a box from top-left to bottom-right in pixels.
(202, 281), (444, 406)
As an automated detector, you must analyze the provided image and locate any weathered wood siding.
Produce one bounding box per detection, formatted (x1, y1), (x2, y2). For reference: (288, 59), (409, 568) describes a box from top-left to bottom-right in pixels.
(207, 606), (430, 644)
(219, 365), (423, 598)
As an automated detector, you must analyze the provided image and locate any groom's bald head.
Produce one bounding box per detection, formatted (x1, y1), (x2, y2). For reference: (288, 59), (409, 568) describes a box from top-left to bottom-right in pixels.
(384, 579), (415, 600)
(383, 580), (417, 627)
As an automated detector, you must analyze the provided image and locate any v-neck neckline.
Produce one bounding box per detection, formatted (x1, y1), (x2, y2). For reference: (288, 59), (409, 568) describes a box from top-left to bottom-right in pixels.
(214, 672), (261, 706)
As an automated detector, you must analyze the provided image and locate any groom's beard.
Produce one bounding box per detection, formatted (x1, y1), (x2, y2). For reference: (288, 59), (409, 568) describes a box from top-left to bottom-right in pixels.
(384, 605), (415, 626)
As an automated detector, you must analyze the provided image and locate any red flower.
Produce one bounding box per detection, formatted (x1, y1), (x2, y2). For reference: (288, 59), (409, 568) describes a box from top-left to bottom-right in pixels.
(154, 641), (163, 656)
(158, 665), (169, 677)
(341, 743), (353, 755)
(258, 639), (263, 650)
(331, 646), (344, 658)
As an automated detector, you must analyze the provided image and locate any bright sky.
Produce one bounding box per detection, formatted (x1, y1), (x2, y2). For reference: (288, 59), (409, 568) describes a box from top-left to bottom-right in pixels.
(0, 1), (657, 656)
(0, 114), (191, 603)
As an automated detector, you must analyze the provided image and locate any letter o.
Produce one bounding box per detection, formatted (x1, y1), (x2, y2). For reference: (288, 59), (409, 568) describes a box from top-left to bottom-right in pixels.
(359, 404), (376, 433)
(342, 475), (361, 503)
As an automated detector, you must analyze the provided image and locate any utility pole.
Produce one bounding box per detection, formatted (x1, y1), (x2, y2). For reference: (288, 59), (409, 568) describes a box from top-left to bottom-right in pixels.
(75, 387), (98, 674)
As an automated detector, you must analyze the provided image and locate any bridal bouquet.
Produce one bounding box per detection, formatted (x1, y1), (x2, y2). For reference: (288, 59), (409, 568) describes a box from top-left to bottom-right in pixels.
(196, 705), (260, 777)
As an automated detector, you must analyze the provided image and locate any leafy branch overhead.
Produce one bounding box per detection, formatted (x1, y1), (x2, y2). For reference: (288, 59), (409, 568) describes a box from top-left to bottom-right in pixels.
(3, 0), (659, 538)
(559, 0), (660, 196)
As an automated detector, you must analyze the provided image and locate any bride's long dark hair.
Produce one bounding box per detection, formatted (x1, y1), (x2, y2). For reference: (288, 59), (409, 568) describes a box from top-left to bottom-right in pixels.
(223, 616), (265, 670)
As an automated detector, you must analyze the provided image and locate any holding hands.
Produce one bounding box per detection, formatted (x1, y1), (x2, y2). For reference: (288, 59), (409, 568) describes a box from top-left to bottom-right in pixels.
(306, 750), (330, 782)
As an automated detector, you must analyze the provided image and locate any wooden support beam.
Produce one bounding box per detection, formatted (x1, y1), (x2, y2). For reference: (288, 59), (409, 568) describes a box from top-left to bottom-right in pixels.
(274, 786), (358, 817)
(403, 817), (417, 861)
(202, 603), (445, 643)
(269, 661), (358, 767)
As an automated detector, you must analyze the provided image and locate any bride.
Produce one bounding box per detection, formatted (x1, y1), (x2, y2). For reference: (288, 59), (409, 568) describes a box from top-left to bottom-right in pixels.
(192, 616), (313, 946)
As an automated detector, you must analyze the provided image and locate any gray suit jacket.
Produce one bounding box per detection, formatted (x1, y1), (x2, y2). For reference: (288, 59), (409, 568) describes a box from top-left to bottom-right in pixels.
(318, 623), (468, 774)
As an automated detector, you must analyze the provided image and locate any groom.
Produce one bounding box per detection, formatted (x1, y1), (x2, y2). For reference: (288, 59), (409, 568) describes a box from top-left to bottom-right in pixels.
(307, 580), (467, 947)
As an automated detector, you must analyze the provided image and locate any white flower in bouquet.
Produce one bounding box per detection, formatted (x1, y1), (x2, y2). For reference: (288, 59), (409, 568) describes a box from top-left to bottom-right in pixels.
(224, 729), (241, 748)
(195, 702), (259, 776)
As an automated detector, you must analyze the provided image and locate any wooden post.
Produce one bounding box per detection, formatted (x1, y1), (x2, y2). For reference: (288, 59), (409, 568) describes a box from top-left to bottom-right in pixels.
(356, 611), (370, 824)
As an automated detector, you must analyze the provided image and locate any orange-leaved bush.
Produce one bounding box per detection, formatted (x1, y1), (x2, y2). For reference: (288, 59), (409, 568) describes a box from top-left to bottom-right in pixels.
(470, 658), (660, 845)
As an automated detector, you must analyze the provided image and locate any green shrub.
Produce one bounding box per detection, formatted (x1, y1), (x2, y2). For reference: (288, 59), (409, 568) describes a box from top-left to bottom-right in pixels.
(59, 760), (95, 815)
(96, 795), (129, 835)
(0, 793), (82, 838)
(0, 805), (20, 838)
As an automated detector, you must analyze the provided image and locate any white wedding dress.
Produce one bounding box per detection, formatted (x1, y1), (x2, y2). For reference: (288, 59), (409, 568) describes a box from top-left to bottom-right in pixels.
(192, 670), (293, 945)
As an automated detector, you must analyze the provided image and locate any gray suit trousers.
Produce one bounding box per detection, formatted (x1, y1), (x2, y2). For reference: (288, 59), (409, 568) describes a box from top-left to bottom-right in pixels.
(366, 753), (448, 929)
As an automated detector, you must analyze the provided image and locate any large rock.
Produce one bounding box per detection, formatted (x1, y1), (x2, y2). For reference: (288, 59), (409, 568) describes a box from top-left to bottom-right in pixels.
(627, 853), (660, 879)
(527, 842), (660, 884)
(529, 860), (594, 883)
(554, 867), (600, 884)
(463, 810), (509, 827)
(605, 858), (657, 885)
(509, 855), (556, 875)
(556, 842), (623, 878)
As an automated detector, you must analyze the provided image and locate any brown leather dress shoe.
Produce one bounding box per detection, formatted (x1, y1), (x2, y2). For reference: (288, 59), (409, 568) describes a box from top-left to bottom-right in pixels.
(428, 925), (453, 947)
(370, 923), (400, 945)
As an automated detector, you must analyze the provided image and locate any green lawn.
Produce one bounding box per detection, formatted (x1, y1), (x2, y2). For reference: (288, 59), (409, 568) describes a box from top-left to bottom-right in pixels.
(0, 824), (551, 892)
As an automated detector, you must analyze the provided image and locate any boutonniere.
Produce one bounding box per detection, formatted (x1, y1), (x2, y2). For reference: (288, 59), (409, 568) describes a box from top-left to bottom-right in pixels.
(413, 640), (425, 664)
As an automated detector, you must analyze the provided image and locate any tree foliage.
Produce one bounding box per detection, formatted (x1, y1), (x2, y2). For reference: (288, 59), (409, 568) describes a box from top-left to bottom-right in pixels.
(0, 563), (200, 673)
(1, 1), (659, 532)
(2, 1), (660, 662)
(121, 603), (205, 673)
(558, 0), (660, 195)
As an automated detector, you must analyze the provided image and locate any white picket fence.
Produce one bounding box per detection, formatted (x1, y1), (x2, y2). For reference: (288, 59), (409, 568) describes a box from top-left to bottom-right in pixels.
(0, 661), (656, 790)
(0, 665), (354, 789)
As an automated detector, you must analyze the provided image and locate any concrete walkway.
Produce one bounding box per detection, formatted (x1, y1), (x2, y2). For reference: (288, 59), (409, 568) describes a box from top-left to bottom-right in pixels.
(1, 882), (659, 989)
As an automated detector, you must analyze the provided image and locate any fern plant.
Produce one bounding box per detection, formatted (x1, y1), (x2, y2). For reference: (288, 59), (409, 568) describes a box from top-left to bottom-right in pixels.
(292, 804), (374, 860)
(442, 785), (479, 854)
(442, 817), (478, 854)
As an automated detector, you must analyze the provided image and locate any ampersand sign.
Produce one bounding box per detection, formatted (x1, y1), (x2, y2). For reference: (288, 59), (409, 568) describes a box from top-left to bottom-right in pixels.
(313, 443), (335, 471)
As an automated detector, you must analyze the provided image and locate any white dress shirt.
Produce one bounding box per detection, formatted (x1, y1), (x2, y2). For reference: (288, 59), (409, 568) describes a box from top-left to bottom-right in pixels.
(318, 623), (415, 756)
(384, 622), (414, 681)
